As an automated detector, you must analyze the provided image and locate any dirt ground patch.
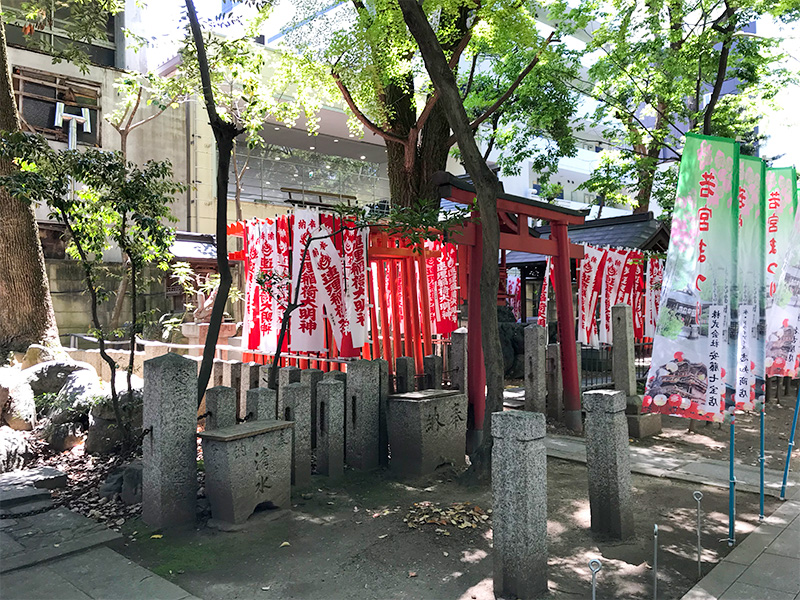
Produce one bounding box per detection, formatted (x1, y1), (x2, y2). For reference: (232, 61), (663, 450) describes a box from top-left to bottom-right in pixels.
(110, 458), (777, 600)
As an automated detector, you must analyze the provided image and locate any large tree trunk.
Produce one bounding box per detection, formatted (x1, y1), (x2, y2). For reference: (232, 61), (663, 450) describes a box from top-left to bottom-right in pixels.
(399, 0), (504, 482)
(0, 11), (60, 357)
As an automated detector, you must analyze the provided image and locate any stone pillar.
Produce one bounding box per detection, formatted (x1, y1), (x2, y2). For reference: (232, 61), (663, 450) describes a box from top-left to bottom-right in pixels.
(221, 361), (241, 399)
(282, 382), (311, 488)
(612, 304), (661, 438)
(345, 360), (380, 471)
(239, 362), (261, 420)
(524, 325), (546, 414)
(395, 357), (416, 393)
(278, 366), (301, 419)
(212, 359), (225, 387)
(546, 343), (563, 421)
(423, 355), (443, 390)
(316, 379), (344, 478)
(142, 353), (197, 529)
(246, 387), (276, 421)
(300, 368), (323, 448)
(612, 305), (636, 396)
(450, 328), (468, 392)
(377, 358), (390, 467)
(492, 410), (548, 599)
(205, 386), (236, 430)
(583, 390), (635, 540)
(258, 364), (273, 389)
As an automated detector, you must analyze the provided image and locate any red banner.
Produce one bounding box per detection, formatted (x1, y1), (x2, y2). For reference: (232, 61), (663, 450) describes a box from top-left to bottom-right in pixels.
(578, 245), (607, 347)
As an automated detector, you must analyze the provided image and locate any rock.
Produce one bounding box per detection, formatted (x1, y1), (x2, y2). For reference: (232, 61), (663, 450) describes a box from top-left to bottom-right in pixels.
(22, 361), (96, 397)
(84, 415), (123, 455)
(508, 353), (525, 380)
(49, 370), (104, 425)
(0, 368), (36, 431)
(90, 372), (143, 423)
(121, 461), (142, 505)
(41, 421), (85, 452)
(99, 468), (125, 499)
(20, 344), (71, 370)
(0, 426), (33, 473)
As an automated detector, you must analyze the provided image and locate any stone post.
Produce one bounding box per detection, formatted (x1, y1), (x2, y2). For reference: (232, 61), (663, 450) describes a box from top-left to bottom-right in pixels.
(395, 357), (415, 393)
(246, 387), (276, 421)
(239, 362), (261, 420)
(300, 368), (323, 449)
(345, 360), (380, 470)
(221, 361), (241, 401)
(142, 353), (197, 529)
(583, 389), (635, 540)
(492, 410), (548, 599)
(546, 343), (563, 421)
(450, 327), (468, 393)
(377, 358), (390, 467)
(612, 304), (661, 438)
(524, 325), (546, 414)
(212, 358), (225, 387)
(258, 364), (273, 389)
(278, 366), (301, 419)
(423, 355), (443, 390)
(205, 386), (236, 430)
(282, 382), (311, 488)
(316, 379), (344, 478)
(612, 305), (636, 397)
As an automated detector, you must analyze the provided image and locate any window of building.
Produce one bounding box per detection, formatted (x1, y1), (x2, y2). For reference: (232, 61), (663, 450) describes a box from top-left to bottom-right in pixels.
(12, 67), (101, 146)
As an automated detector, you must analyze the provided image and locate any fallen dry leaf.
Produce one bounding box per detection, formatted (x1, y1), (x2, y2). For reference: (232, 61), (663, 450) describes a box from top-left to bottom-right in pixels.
(408, 572), (417, 577)
(150, 534), (163, 539)
(280, 541), (290, 547)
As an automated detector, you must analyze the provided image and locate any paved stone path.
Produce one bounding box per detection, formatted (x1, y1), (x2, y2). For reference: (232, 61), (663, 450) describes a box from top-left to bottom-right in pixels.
(543, 432), (800, 600)
(0, 467), (198, 600)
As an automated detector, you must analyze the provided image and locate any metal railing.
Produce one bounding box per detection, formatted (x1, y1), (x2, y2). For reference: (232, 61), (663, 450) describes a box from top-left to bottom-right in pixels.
(580, 341), (653, 392)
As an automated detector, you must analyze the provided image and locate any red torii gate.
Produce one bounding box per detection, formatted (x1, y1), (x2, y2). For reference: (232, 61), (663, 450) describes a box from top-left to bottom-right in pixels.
(433, 172), (588, 435)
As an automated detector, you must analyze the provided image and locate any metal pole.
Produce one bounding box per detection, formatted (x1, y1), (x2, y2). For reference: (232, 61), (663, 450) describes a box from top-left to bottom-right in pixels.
(760, 403), (766, 519)
(780, 385), (800, 500)
(653, 524), (658, 600)
(693, 491), (703, 579)
(589, 558), (602, 600)
(729, 420), (736, 546)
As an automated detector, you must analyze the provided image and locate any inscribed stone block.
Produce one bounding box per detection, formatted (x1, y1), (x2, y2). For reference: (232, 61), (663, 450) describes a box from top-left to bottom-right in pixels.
(387, 390), (466, 476)
(377, 359), (390, 467)
(524, 325), (546, 414)
(278, 366), (301, 419)
(395, 357), (415, 394)
(221, 361), (242, 398)
(345, 360), (380, 471)
(199, 420), (292, 525)
(316, 379), (344, 478)
(142, 353), (197, 529)
(491, 410), (548, 600)
(212, 359), (224, 387)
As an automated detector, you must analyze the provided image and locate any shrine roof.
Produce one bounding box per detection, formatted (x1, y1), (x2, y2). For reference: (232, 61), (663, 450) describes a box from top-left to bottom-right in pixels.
(170, 231), (217, 262)
(504, 212), (669, 266)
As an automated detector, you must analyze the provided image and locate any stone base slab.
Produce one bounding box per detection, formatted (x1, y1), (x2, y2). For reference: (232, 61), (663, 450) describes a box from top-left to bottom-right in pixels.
(627, 413), (662, 438)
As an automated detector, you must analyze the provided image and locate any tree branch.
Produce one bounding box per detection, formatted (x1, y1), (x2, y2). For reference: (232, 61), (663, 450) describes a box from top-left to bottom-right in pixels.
(461, 53), (478, 100)
(447, 31), (555, 146)
(330, 71), (408, 144)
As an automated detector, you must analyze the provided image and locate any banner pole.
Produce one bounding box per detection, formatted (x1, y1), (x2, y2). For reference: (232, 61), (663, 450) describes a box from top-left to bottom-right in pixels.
(760, 403), (765, 519)
(728, 419), (736, 546)
(779, 385), (800, 500)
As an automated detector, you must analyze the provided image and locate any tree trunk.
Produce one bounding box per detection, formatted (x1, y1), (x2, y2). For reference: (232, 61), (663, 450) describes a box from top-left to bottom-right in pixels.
(399, 0), (504, 482)
(185, 0), (239, 404)
(0, 10), (60, 357)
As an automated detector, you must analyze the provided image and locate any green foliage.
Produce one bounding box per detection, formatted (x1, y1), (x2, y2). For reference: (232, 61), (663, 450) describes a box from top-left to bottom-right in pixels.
(586, 0), (798, 213)
(5, 0), (122, 73)
(658, 308), (685, 340)
(0, 129), (181, 344)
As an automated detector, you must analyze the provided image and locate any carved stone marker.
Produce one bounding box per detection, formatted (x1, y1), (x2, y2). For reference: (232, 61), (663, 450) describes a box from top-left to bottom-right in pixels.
(524, 325), (546, 414)
(316, 379), (344, 478)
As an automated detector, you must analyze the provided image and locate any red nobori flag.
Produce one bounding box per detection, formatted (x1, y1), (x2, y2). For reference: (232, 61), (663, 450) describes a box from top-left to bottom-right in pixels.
(599, 248), (630, 344)
(309, 222), (352, 353)
(344, 224), (369, 348)
(578, 244), (607, 347)
(290, 209), (325, 352)
(243, 218), (264, 351)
